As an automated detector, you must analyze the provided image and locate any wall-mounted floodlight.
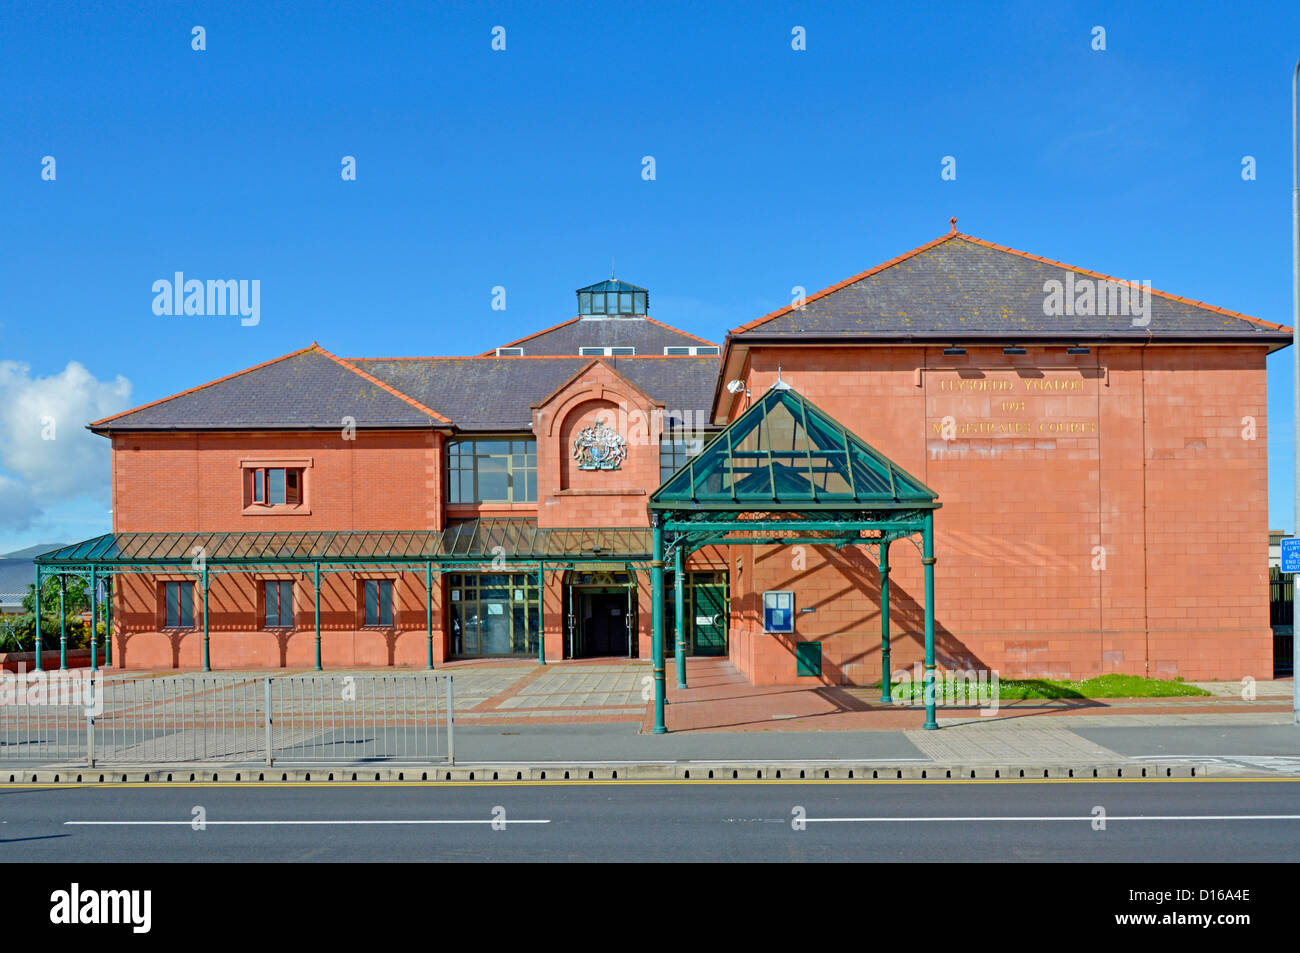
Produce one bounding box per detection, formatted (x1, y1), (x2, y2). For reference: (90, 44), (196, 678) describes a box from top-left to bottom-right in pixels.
(725, 379), (746, 394)
(1067, 346), (1090, 355)
(1003, 346), (1027, 355)
(943, 346), (966, 356)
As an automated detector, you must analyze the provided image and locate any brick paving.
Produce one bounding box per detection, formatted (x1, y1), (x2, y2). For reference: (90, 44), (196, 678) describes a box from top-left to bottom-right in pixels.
(437, 659), (647, 725)
(113, 659), (1293, 732)
(905, 724), (1125, 764)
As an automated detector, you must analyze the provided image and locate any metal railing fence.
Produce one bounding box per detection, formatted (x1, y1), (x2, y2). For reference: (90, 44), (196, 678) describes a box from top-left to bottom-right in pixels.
(1, 672), (454, 766)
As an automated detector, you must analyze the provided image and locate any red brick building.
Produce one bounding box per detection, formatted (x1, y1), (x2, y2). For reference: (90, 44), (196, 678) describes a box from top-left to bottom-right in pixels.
(43, 229), (1289, 686)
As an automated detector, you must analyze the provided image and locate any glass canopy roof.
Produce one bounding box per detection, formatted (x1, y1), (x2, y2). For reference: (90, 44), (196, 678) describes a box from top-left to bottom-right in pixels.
(577, 279), (648, 316)
(650, 384), (939, 511)
(34, 520), (651, 568)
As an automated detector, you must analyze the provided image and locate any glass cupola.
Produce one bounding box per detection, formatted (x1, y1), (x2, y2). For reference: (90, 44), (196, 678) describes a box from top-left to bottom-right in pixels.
(578, 279), (648, 317)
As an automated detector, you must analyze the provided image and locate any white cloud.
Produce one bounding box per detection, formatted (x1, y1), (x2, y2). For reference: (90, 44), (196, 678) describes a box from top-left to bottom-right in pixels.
(0, 361), (131, 531)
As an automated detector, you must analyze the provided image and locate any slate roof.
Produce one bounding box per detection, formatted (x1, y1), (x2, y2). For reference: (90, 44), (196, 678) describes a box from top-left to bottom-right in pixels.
(355, 356), (721, 431)
(732, 231), (1291, 343)
(90, 345), (448, 433)
(488, 316), (717, 356)
(87, 232), (1286, 438)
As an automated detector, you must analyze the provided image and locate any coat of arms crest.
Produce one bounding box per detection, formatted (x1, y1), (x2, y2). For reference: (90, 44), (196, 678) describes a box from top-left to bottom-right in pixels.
(573, 416), (627, 471)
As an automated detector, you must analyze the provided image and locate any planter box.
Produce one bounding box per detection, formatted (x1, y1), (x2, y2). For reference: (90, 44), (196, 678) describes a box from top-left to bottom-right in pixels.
(0, 648), (96, 673)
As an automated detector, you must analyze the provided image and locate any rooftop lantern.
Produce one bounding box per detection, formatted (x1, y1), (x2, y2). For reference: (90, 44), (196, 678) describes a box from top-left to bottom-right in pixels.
(577, 279), (648, 317)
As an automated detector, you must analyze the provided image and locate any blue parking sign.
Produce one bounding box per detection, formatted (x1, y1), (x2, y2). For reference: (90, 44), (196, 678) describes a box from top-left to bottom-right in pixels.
(1281, 538), (1300, 573)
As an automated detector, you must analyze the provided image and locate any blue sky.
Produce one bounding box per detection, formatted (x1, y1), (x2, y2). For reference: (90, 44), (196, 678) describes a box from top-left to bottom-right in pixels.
(1, 0), (1298, 552)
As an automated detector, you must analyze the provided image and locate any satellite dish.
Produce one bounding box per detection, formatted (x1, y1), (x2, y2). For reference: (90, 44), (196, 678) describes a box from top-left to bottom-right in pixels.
(725, 379), (746, 394)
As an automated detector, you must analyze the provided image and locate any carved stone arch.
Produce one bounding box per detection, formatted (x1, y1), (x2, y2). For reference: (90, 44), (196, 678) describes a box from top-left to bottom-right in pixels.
(559, 396), (622, 490)
(546, 382), (641, 439)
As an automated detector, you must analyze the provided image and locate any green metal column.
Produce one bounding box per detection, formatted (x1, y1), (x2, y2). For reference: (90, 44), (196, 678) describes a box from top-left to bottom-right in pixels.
(104, 576), (112, 667)
(626, 570), (634, 659)
(313, 563), (322, 671)
(201, 564), (211, 672)
(879, 541), (891, 703)
(33, 567), (42, 672)
(425, 562), (434, 670)
(650, 519), (666, 733)
(566, 571), (574, 659)
(58, 575), (67, 670)
(673, 545), (687, 689)
(922, 517), (938, 730)
(537, 563), (546, 665)
(89, 566), (98, 673)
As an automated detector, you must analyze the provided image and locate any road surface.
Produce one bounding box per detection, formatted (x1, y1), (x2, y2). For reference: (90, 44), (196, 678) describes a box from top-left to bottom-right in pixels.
(3, 778), (1298, 862)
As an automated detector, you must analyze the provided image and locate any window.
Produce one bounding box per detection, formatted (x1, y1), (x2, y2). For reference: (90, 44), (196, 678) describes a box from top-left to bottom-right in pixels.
(447, 438), (537, 503)
(448, 573), (539, 656)
(363, 580), (394, 627)
(659, 416), (706, 482)
(263, 580), (294, 628)
(163, 581), (193, 628)
(495, 346), (524, 356)
(577, 287), (647, 315)
(579, 346), (636, 356)
(664, 345), (721, 355)
(249, 467), (303, 506)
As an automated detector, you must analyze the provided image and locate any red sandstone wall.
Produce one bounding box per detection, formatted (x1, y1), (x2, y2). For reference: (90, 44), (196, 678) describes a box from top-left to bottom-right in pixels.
(534, 361), (662, 528)
(114, 569), (446, 670)
(112, 430), (443, 533)
(728, 344), (1272, 684)
(103, 343), (1271, 681)
(109, 430), (446, 669)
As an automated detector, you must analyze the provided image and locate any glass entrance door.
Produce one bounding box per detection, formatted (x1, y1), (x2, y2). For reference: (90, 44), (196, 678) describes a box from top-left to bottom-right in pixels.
(567, 570), (636, 659)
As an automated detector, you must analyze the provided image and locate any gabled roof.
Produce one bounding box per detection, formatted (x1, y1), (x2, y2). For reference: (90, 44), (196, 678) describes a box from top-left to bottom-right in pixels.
(528, 358), (658, 412)
(732, 228), (1291, 342)
(485, 314), (717, 356)
(652, 384), (938, 511)
(89, 344), (450, 433)
(354, 355), (720, 431)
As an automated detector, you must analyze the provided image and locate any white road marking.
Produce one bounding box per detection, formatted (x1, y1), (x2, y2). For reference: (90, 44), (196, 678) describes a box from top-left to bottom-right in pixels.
(1130, 755), (1300, 773)
(803, 814), (1300, 823)
(65, 819), (550, 826)
(457, 758), (930, 765)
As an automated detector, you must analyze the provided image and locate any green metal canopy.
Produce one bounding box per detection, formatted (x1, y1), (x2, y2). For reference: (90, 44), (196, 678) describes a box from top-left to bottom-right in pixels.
(30, 519), (653, 676)
(645, 382), (942, 736)
(34, 519), (651, 570)
(651, 382), (938, 511)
